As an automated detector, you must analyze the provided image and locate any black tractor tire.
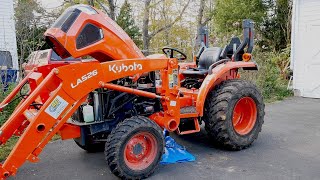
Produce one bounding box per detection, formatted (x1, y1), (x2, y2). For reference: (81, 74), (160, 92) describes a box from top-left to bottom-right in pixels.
(204, 79), (265, 150)
(105, 116), (164, 179)
(74, 139), (105, 153)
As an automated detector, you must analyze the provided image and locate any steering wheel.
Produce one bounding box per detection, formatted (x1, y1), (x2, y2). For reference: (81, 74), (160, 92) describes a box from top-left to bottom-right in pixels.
(162, 47), (187, 61)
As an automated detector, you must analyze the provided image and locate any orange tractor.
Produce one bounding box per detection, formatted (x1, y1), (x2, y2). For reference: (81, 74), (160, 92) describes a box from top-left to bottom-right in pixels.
(0, 5), (265, 179)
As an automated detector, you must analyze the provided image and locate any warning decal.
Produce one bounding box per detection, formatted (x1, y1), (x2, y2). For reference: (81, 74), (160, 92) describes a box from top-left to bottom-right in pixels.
(45, 95), (69, 119)
(169, 74), (174, 88)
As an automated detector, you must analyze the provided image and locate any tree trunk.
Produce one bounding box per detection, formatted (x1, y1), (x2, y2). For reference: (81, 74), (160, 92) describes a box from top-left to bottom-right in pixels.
(161, 1), (170, 45)
(107, 0), (116, 20)
(197, 0), (205, 28)
(87, 0), (94, 6)
(142, 0), (190, 55)
(68, 0), (75, 5)
(142, 0), (152, 55)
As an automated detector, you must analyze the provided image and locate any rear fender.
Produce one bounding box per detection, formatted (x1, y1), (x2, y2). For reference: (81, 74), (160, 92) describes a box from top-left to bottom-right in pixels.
(196, 61), (258, 116)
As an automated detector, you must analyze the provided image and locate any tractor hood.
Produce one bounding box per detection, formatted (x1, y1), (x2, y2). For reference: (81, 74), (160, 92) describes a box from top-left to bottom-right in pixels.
(44, 4), (144, 62)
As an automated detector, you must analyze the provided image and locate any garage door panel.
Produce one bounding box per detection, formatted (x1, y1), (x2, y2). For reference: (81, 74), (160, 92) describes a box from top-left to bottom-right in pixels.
(301, 25), (320, 97)
(293, 0), (320, 98)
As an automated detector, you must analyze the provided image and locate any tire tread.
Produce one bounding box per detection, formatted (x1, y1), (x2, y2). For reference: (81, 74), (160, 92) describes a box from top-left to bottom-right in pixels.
(204, 79), (265, 150)
(105, 116), (164, 179)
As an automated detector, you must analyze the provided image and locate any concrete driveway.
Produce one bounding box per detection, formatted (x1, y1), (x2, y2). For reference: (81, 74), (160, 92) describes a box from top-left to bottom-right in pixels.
(10, 97), (320, 180)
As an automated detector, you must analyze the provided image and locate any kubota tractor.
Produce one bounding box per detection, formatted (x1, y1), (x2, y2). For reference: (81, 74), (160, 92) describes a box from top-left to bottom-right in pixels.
(0, 5), (265, 179)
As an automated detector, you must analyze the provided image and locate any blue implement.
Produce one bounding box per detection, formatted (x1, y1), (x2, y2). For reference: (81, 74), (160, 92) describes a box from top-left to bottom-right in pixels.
(160, 132), (196, 164)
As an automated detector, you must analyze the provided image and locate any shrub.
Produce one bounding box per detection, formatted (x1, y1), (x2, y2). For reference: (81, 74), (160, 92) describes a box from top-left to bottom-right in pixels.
(241, 49), (293, 102)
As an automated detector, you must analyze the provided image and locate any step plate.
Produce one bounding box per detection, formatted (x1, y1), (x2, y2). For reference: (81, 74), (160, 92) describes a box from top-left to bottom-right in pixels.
(180, 106), (197, 114)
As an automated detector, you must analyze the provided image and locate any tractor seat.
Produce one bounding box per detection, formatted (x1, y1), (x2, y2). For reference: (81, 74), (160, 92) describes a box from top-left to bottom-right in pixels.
(182, 47), (222, 76)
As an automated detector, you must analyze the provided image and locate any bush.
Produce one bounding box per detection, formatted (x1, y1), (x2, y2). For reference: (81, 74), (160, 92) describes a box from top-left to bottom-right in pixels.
(241, 49), (293, 102)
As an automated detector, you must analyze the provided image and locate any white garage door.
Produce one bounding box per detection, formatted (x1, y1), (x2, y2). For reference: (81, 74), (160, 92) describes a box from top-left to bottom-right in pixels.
(292, 0), (320, 98)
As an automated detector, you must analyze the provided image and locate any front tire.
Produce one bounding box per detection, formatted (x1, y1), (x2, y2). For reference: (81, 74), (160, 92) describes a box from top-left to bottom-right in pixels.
(204, 79), (265, 150)
(105, 116), (164, 179)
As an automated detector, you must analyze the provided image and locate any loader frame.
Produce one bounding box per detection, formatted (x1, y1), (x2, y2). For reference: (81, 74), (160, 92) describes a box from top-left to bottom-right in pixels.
(0, 58), (180, 178)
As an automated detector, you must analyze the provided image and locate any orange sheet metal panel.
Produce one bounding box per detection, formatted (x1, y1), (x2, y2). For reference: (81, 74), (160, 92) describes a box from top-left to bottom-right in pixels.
(58, 124), (81, 140)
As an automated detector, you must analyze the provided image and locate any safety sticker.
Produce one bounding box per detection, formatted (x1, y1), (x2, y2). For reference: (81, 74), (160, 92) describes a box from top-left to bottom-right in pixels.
(170, 101), (177, 107)
(45, 95), (69, 119)
(169, 74), (174, 88)
(168, 69), (178, 89)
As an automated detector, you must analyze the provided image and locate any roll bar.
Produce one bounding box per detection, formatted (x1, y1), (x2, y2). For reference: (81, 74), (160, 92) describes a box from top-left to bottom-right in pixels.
(233, 19), (254, 61)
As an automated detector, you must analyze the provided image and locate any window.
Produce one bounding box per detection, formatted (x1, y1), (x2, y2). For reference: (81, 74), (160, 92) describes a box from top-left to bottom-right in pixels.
(0, 51), (13, 69)
(26, 53), (34, 63)
(51, 50), (78, 61)
(39, 52), (48, 59)
(75, 5), (98, 15)
(51, 51), (62, 61)
(52, 8), (81, 33)
(34, 51), (49, 66)
(51, 5), (97, 33)
(76, 23), (103, 49)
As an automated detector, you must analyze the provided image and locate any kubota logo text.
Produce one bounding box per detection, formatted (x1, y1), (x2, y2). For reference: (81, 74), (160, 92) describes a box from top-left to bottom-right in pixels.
(71, 69), (98, 88)
(109, 62), (143, 73)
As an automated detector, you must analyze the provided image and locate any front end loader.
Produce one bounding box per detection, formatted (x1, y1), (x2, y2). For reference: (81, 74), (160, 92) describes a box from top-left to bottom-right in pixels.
(0, 5), (264, 179)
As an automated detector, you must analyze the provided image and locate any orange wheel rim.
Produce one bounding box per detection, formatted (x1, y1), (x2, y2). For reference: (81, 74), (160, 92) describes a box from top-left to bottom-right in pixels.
(124, 132), (158, 171)
(232, 97), (257, 135)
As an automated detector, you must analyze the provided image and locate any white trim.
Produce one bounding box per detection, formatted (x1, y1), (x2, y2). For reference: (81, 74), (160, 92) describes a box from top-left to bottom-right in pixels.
(292, 0), (300, 90)
(290, 0), (298, 71)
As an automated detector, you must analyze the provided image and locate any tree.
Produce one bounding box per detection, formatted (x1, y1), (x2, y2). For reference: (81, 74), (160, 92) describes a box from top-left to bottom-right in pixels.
(197, 0), (214, 31)
(95, 0), (116, 20)
(142, 0), (191, 55)
(261, 0), (292, 51)
(64, 0), (116, 20)
(194, 0), (214, 48)
(116, 0), (142, 47)
(15, 0), (49, 67)
(213, 0), (267, 44)
(106, 0), (116, 20)
(87, 0), (94, 6)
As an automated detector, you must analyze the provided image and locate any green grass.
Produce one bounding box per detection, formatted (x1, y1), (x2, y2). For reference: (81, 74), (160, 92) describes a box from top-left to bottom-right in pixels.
(0, 84), (62, 161)
(51, 134), (61, 141)
(0, 136), (19, 161)
(0, 134), (61, 162)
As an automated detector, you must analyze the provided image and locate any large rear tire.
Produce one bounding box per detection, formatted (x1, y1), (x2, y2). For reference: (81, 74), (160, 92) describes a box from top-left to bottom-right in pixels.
(204, 79), (265, 150)
(105, 116), (164, 179)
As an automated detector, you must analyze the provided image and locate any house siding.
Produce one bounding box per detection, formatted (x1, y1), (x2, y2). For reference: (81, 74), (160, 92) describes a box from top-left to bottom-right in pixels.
(0, 0), (18, 70)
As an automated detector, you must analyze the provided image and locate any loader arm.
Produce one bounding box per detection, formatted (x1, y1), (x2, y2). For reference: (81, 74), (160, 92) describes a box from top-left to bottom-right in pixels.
(0, 58), (178, 178)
